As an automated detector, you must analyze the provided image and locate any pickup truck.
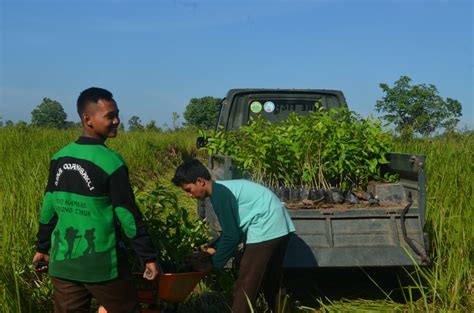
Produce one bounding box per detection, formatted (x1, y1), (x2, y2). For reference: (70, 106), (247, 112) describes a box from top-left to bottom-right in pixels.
(198, 88), (430, 267)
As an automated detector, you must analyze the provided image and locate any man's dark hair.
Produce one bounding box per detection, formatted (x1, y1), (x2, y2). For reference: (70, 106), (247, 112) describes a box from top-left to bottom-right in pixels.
(77, 87), (114, 118)
(172, 159), (211, 186)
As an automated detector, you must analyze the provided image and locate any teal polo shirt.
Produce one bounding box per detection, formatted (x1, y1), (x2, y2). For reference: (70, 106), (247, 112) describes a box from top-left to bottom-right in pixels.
(210, 179), (295, 268)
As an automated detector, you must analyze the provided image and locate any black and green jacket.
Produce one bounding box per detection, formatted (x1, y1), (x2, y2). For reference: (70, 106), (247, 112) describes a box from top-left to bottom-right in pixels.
(36, 137), (157, 282)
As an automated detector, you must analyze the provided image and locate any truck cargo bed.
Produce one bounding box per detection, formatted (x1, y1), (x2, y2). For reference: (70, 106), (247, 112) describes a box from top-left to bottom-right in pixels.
(202, 153), (430, 267)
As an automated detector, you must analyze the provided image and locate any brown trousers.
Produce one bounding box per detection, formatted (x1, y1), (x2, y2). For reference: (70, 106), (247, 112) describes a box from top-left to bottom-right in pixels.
(52, 275), (139, 313)
(232, 234), (290, 313)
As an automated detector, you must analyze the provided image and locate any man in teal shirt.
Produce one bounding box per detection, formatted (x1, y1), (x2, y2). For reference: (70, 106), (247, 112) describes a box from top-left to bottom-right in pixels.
(172, 159), (295, 313)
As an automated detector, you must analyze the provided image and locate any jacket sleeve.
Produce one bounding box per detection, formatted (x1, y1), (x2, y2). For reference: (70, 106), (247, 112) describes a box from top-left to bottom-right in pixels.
(109, 165), (158, 264)
(36, 160), (58, 254)
(210, 186), (241, 268)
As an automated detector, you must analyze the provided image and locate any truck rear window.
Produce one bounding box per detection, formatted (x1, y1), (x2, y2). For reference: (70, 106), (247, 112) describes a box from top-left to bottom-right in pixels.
(248, 96), (340, 122)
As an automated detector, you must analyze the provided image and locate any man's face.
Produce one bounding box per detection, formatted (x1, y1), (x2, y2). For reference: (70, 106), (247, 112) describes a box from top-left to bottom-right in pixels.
(85, 99), (120, 140)
(181, 178), (207, 200)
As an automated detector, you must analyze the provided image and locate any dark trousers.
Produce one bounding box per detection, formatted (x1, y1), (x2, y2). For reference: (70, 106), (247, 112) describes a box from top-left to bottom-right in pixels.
(232, 234), (290, 313)
(52, 275), (139, 313)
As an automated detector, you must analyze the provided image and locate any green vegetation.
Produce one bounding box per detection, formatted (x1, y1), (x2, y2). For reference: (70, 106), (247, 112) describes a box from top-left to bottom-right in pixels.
(30, 97), (70, 129)
(183, 96), (222, 130)
(136, 183), (209, 266)
(128, 115), (146, 132)
(205, 109), (393, 191)
(375, 76), (463, 138)
(390, 133), (473, 311)
(0, 126), (472, 312)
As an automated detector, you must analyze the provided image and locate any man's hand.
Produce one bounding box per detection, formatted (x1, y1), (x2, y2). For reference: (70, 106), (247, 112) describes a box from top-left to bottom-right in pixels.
(143, 262), (160, 280)
(205, 247), (216, 255)
(32, 252), (50, 271)
(187, 251), (213, 273)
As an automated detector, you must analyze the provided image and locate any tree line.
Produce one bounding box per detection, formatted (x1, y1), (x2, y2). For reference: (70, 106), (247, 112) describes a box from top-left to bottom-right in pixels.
(0, 96), (222, 132)
(0, 76), (465, 137)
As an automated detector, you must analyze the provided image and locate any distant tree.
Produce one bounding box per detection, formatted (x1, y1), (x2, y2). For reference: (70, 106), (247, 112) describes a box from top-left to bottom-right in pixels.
(118, 123), (125, 132)
(375, 76), (462, 137)
(128, 115), (144, 131)
(63, 121), (79, 129)
(172, 112), (181, 130)
(183, 97), (221, 130)
(5, 120), (14, 127)
(31, 97), (68, 129)
(145, 120), (161, 132)
(16, 120), (28, 127)
(0, 114), (3, 127)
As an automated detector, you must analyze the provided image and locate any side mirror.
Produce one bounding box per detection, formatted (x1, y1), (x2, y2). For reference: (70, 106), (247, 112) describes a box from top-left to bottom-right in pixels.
(196, 136), (208, 149)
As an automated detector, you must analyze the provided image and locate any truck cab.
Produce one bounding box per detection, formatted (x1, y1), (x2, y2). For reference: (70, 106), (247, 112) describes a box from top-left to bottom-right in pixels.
(200, 88), (430, 267)
(216, 88), (347, 130)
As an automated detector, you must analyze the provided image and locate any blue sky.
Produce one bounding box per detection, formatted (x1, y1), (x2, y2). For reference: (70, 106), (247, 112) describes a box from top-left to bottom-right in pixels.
(1, 0), (473, 130)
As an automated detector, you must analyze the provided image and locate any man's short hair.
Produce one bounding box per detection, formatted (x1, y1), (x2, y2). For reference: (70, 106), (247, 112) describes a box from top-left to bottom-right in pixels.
(172, 159), (211, 186)
(77, 87), (114, 118)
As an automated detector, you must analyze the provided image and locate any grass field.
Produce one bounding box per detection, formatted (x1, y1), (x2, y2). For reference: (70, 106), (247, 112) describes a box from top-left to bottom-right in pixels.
(0, 127), (472, 312)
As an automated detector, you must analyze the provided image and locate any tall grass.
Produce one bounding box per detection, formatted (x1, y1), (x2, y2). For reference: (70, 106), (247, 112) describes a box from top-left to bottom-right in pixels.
(392, 133), (473, 311)
(1, 127), (472, 312)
